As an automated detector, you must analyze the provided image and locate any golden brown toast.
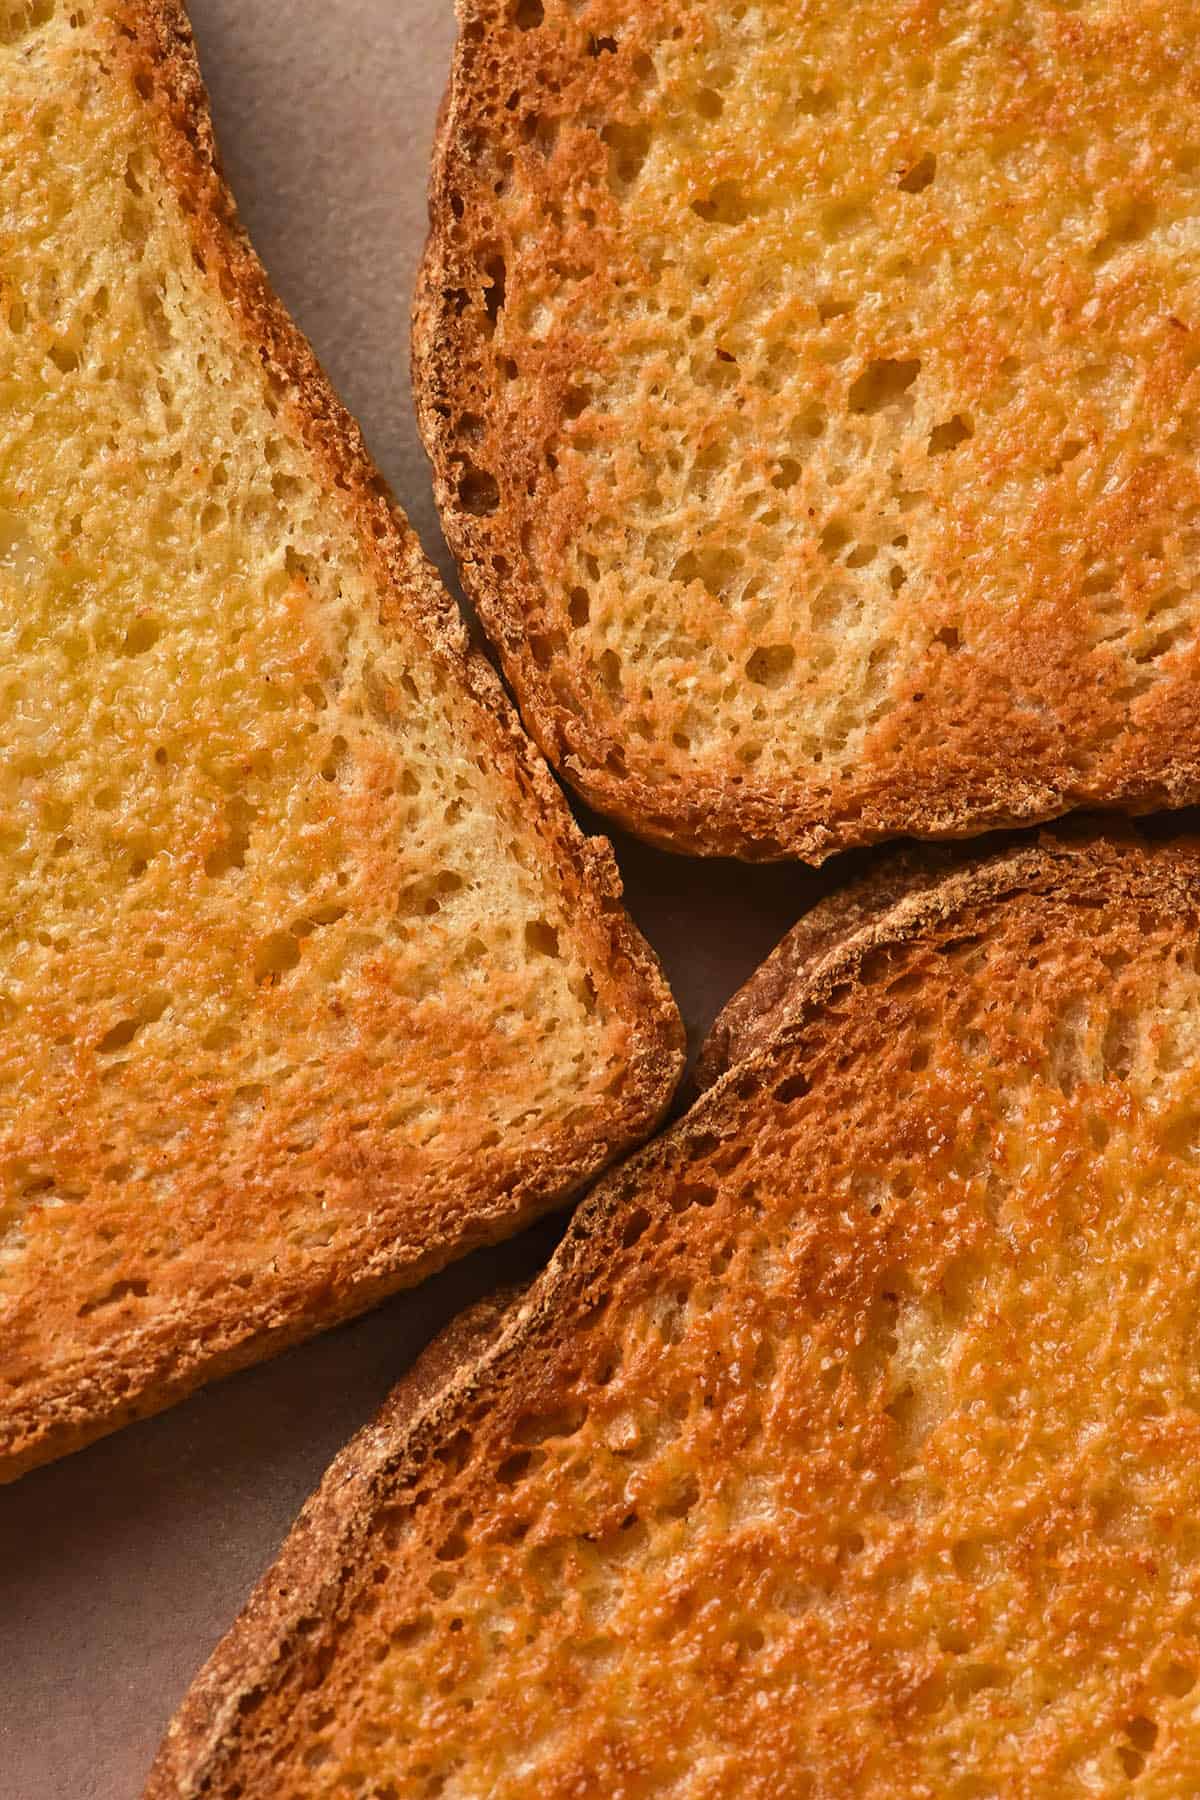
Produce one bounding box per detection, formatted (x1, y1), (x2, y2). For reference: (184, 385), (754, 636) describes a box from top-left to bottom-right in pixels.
(416, 0), (1200, 859)
(0, 0), (682, 1481)
(149, 830), (1200, 1797)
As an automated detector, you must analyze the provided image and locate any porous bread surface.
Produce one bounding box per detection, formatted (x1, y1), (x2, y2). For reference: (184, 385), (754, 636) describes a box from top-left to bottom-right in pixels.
(418, 0), (1200, 858)
(152, 834), (1200, 1799)
(0, 0), (681, 1480)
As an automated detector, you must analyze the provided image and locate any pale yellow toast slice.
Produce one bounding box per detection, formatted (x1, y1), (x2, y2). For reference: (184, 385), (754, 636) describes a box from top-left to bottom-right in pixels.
(417, 0), (1200, 858)
(0, 0), (682, 1481)
(150, 830), (1200, 1798)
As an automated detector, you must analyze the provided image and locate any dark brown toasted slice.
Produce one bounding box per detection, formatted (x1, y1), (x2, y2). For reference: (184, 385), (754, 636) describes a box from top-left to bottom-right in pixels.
(416, 0), (1200, 859)
(150, 829), (1200, 1797)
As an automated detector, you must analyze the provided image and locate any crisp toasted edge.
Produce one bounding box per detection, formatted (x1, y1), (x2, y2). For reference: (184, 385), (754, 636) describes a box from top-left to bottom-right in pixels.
(144, 825), (1190, 1798)
(691, 843), (976, 1092)
(144, 1283), (529, 1800)
(2, 0), (683, 1482)
(413, 4), (1200, 863)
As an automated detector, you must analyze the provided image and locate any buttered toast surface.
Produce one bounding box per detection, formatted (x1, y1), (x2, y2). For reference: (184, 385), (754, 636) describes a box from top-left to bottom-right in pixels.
(0, 0), (681, 1481)
(152, 833), (1200, 1798)
(418, 0), (1200, 858)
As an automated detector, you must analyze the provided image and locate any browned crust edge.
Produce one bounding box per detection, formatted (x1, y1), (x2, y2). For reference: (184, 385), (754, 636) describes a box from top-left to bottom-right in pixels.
(412, 3), (1200, 864)
(143, 824), (1191, 1798)
(144, 1283), (529, 1800)
(3, 0), (683, 1484)
(691, 843), (978, 1092)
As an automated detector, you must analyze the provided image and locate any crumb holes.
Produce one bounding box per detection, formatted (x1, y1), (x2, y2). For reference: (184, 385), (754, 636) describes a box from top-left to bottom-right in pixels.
(1163, 1661), (1196, 1697)
(205, 797), (257, 876)
(589, 32), (617, 53)
(603, 120), (651, 187)
(621, 1205), (652, 1247)
(98, 1018), (141, 1055)
(568, 587), (590, 626)
(663, 1474), (700, 1519)
(562, 385), (591, 420)
(1092, 199), (1157, 264)
(797, 84), (836, 116)
(497, 1451), (533, 1485)
(745, 644), (794, 689)
(121, 616), (161, 656)
(952, 1539), (985, 1578)
(436, 1531), (469, 1562)
(1102, 1010), (1137, 1081)
(935, 626), (961, 652)
(483, 254), (506, 326)
(1125, 1717), (1158, 1754)
(692, 180), (755, 226)
(254, 932), (302, 981)
(670, 1181), (717, 1213)
(79, 1278), (150, 1316)
(695, 86), (723, 118)
(820, 518), (850, 557)
(849, 357), (921, 415)
(457, 460), (500, 516)
(898, 152), (936, 193)
(928, 414), (973, 454)
(524, 918), (560, 957)
(513, 0), (542, 26)
(514, 1405), (586, 1445)
(598, 647), (623, 696)
(96, 994), (168, 1055)
(319, 735), (349, 783)
(773, 457), (801, 491)
(886, 1384), (918, 1435)
(774, 1071), (809, 1104)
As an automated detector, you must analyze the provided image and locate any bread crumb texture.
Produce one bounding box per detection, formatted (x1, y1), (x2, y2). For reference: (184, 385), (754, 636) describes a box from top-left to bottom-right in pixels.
(419, 0), (1200, 857)
(0, 0), (679, 1478)
(166, 838), (1200, 1798)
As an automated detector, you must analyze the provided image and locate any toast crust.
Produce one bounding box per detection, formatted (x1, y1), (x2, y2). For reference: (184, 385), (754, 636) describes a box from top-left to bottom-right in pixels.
(146, 1284), (528, 1800)
(147, 828), (1200, 1796)
(0, 1), (683, 1481)
(691, 845), (970, 1092)
(416, 0), (1200, 861)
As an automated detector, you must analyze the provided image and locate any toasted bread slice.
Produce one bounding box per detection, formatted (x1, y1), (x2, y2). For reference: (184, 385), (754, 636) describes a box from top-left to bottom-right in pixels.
(149, 830), (1200, 1797)
(416, 2), (1200, 859)
(0, 0), (682, 1482)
